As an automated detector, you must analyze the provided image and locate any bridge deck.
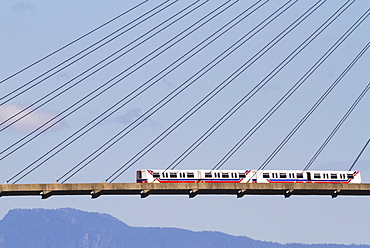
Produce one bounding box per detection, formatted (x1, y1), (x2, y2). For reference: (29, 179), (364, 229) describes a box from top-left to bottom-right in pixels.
(1, 183), (370, 199)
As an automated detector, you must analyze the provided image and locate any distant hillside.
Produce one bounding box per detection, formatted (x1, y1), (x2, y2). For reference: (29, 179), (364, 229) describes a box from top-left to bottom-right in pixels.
(0, 208), (367, 248)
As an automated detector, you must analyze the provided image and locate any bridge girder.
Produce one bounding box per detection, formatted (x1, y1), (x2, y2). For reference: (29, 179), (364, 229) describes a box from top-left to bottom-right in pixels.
(1, 183), (370, 199)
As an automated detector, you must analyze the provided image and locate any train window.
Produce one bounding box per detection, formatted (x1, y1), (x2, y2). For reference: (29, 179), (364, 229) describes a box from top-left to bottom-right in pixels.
(263, 173), (269, 178)
(170, 173), (177, 178)
(205, 173), (212, 178)
(297, 173), (303, 179)
(153, 172), (160, 178)
(222, 173), (229, 178)
(347, 174), (354, 179)
(137, 171), (142, 179)
(187, 173), (194, 178)
(280, 173), (287, 178)
(314, 173), (320, 179)
(331, 174), (338, 179)
(239, 173), (246, 178)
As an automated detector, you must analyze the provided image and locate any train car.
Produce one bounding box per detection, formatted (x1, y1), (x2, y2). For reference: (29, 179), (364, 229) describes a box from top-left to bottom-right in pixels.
(136, 169), (253, 183)
(253, 170), (361, 183)
(137, 169), (361, 183)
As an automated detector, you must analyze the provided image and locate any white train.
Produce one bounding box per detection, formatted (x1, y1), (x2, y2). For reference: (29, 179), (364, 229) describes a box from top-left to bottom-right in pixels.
(136, 169), (361, 183)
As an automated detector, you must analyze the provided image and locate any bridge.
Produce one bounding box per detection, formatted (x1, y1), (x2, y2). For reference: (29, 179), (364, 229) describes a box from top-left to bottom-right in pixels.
(0, 1), (369, 196)
(1, 183), (370, 199)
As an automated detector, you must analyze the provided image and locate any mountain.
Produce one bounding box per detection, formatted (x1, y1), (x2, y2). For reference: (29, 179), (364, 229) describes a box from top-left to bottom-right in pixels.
(0, 208), (367, 248)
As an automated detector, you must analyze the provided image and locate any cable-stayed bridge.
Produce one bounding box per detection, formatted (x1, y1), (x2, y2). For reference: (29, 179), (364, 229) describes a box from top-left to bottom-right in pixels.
(0, 0), (369, 198)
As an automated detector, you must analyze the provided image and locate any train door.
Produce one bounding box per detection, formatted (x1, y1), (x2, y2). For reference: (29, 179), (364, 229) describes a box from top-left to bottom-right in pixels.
(307, 172), (311, 182)
(197, 171), (202, 182)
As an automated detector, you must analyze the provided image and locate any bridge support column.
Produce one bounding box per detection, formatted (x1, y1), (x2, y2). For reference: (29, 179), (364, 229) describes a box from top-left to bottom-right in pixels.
(284, 189), (294, 198)
(189, 189), (198, 198)
(91, 190), (102, 199)
(237, 189), (247, 198)
(331, 190), (341, 198)
(41, 191), (52, 199)
(140, 190), (150, 198)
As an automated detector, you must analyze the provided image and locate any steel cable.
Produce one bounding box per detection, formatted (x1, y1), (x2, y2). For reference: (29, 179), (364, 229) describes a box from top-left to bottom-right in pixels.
(166, 0), (337, 171)
(105, 0), (327, 183)
(213, 0), (365, 170)
(0, 0), (148, 86)
(0, 0), (210, 161)
(0, 0), (169, 102)
(304, 82), (370, 171)
(257, 41), (370, 172)
(9, 0), (246, 183)
(349, 138), (370, 171)
(0, 0), (184, 127)
(57, 1), (278, 183)
(56, 0), (296, 183)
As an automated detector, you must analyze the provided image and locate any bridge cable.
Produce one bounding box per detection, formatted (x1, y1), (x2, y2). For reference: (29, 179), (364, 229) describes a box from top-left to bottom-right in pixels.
(0, 0), (164, 102)
(0, 0), (211, 161)
(0, 0), (148, 86)
(167, 0), (355, 171)
(304, 82), (370, 171)
(215, 17), (369, 171)
(59, 0), (299, 184)
(256, 41), (370, 172)
(104, 1), (338, 183)
(214, 7), (369, 171)
(0, 0), (184, 126)
(8, 0), (249, 183)
(58, 0), (281, 183)
(167, 0), (336, 171)
(170, 0), (358, 171)
(348, 138), (370, 171)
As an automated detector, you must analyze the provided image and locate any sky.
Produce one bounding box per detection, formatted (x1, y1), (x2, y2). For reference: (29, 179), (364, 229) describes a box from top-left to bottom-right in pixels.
(0, 0), (369, 245)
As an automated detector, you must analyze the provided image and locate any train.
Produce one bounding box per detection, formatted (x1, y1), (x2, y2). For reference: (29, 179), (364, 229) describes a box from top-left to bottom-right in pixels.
(136, 169), (361, 183)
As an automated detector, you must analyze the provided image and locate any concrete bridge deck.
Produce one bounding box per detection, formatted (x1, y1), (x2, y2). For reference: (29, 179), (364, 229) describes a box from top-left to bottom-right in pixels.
(1, 183), (370, 199)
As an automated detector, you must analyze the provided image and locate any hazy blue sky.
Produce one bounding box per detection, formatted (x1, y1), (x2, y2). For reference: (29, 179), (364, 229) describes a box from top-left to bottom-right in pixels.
(0, 0), (369, 245)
